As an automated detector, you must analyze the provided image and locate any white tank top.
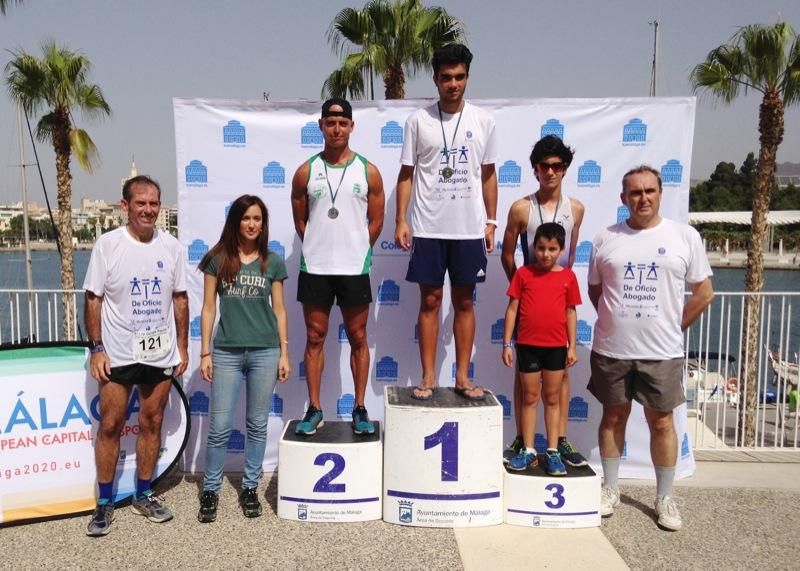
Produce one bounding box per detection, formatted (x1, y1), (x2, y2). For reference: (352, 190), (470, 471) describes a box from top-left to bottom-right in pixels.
(522, 192), (574, 268)
(300, 152), (372, 275)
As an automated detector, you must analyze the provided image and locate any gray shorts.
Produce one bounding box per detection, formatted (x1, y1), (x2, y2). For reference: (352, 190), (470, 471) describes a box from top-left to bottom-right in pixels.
(587, 351), (685, 412)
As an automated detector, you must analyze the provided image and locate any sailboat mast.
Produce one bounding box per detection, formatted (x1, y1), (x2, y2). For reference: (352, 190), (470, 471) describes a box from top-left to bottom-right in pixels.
(16, 103), (33, 293)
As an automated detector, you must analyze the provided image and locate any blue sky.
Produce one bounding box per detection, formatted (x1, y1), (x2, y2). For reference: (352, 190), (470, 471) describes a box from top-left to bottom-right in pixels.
(1, 0), (798, 206)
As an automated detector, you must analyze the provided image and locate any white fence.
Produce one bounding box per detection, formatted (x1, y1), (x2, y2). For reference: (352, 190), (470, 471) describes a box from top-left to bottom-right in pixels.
(2, 288), (798, 453)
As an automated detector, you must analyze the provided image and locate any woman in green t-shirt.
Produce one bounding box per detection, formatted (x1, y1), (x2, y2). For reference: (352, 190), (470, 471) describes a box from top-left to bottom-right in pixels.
(196, 194), (290, 523)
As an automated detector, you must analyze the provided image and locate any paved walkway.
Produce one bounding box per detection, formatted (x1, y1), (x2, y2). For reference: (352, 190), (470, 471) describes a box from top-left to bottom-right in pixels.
(2, 460), (799, 570)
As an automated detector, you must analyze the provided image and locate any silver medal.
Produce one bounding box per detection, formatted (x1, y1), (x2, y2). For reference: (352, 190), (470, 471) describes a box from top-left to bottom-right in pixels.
(327, 206), (339, 219)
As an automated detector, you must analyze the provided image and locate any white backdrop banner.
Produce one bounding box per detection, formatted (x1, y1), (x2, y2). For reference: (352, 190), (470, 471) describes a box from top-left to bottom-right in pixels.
(175, 97), (696, 479)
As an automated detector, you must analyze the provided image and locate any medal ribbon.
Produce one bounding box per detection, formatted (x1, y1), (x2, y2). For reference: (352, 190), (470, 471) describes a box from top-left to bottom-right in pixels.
(535, 192), (561, 225)
(322, 153), (351, 211)
(437, 102), (465, 171)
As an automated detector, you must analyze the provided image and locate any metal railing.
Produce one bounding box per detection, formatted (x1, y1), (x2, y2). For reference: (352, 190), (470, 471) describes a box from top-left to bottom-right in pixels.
(0, 289), (85, 344)
(685, 292), (799, 452)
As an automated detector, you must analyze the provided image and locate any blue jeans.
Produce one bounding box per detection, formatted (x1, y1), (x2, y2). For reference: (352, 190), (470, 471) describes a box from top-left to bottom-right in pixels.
(203, 347), (279, 493)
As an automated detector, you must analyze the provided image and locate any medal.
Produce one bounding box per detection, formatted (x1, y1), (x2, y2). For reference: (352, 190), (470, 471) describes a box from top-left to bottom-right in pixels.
(327, 207), (339, 219)
(441, 167), (454, 179)
(322, 154), (351, 221)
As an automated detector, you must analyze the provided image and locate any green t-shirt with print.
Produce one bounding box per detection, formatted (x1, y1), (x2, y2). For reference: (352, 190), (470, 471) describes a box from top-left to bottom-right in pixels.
(204, 253), (288, 348)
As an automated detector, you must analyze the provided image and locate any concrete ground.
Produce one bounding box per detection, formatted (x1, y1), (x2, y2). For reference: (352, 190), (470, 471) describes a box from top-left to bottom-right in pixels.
(2, 460), (799, 570)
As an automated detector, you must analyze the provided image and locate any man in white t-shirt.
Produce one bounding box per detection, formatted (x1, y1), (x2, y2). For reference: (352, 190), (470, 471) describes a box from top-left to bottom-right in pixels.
(394, 43), (498, 401)
(587, 165), (714, 531)
(83, 175), (188, 536)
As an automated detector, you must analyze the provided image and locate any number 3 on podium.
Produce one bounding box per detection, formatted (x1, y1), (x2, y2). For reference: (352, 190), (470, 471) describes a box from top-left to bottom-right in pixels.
(424, 421), (458, 482)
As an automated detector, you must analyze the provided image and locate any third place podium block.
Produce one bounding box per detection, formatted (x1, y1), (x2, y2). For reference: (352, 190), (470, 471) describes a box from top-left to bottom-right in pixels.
(278, 420), (382, 522)
(383, 386), (503, 528)
(503, 460), (601, 528)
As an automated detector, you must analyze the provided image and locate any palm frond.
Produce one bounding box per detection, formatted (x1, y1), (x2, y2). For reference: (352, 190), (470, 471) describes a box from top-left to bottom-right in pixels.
(69, 128), (100, 172)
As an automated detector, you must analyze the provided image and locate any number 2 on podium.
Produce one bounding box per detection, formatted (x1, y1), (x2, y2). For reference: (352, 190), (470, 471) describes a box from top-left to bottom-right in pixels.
(313, 453), (346, 493)
(424, 421), (458, 481)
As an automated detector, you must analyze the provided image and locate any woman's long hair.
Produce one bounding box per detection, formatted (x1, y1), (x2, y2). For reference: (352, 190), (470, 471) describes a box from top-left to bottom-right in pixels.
(198, 194), (270, 283)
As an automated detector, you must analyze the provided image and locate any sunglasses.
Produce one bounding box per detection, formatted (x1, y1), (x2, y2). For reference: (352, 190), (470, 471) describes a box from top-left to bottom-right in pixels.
(536, 161), (567, 174)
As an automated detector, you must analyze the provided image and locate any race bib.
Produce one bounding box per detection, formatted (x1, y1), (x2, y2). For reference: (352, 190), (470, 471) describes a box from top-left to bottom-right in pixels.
(133, 325), (171, 362)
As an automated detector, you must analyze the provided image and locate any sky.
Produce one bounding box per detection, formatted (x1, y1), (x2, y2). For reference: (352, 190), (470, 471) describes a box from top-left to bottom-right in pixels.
(1, 0), (798, 207)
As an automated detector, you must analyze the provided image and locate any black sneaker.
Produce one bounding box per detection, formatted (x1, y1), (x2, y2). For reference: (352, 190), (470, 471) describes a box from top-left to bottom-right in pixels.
(86, 503), (114, 536)
(558, 438), (589, 467)
(239, 487), (262, 518)
(503, 435), (525, 465)
(197, 490), (218, 523)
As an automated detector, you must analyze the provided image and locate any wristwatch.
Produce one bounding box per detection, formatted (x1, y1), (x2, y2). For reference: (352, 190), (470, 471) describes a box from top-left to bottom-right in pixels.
(88, 339), (105, 353)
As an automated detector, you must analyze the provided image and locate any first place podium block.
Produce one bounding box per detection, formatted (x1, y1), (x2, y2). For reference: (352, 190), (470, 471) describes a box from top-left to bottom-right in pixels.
(383, 386), (503, 528)
(278, 420), (382, 522)
(503, 461), (601, 528)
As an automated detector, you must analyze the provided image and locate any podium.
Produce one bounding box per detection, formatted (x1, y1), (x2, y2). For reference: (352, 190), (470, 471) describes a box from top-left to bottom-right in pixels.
(277, 420), (382, 522)
(382, 386), (503, 528)
(503, 460), (601, 528)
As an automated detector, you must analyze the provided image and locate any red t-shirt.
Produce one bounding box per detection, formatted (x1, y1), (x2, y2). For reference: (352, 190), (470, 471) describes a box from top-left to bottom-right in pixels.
(506, 265), (582, 347)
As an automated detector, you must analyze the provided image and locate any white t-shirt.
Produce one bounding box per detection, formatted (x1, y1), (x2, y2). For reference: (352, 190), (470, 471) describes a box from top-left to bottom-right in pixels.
(300, 152), (372, 275)
(588, 218), (712, 359)
(400, 101), (497, 239)
(83, 226), (186, 368)
(523, 192), (575, 268)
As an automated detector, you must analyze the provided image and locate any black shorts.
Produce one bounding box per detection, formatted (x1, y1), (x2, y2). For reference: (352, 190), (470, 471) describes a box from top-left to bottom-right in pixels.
(405, 237), (487, 286)
(109, 363), (175, 386)
(516, 344), (567, 373)
(297, 272), (372, 307)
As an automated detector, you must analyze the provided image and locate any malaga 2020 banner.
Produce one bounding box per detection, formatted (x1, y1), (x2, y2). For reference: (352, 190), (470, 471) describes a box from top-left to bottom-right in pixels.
(174, 97), (696, 479)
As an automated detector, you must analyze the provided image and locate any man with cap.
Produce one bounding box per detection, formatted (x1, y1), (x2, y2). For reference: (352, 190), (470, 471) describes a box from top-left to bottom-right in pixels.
(291, 97), (385, 435)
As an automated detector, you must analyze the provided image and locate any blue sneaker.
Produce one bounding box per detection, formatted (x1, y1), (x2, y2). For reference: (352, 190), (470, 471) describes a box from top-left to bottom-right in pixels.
(543, 450), (567, 476)
(558, 439), (588, 467)
(296, 405), (324, 435)
(502, 435), (524, 465)
(352, 405), (375, 434)
(508, 450), (537, 471)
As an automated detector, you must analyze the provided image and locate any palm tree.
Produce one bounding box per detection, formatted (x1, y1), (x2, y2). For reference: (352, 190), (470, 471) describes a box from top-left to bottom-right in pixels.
(690, 22), (800, 445)
(0, 0), (24, 15)
(323, 0), (466, 100)
(6, 40), (111, 338)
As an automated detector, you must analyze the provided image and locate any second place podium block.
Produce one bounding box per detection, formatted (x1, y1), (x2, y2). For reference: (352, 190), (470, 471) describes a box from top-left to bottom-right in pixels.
(277, 420), (382, 522)
(382, 386), (503, 528)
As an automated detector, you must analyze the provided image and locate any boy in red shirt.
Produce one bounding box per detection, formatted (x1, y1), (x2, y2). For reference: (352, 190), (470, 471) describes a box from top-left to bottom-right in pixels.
(502, 222), (581, 475)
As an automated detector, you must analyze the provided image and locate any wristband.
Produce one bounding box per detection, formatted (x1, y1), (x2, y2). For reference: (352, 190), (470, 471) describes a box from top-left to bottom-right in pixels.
(90, 346), (105, 354)
(502, 342), (514, 349)
(200, 352), (211, 358)
(486, 219), (498, 226)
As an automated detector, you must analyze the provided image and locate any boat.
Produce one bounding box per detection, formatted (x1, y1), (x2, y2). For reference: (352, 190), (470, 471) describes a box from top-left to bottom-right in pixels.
(767, 350), (799, 388)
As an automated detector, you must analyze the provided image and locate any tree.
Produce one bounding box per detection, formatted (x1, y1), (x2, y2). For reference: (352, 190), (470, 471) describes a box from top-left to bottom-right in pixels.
(323, 0), (465, 100)
(6, 40), (111, 337)
(690, 22), (800, 445)
(0, 0), (24, 15)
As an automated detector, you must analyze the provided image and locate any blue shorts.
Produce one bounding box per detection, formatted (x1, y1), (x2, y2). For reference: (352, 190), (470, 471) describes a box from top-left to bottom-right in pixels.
(405, 237), (487, 286)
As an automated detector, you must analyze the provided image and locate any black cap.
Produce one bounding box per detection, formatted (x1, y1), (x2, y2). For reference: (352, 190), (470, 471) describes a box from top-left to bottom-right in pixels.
(321, 97), (352, 120)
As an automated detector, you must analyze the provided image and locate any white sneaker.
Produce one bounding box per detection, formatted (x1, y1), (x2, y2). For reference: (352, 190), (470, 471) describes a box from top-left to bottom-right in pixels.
(600, 486), (620, 517)
(654, 495), (682, 531)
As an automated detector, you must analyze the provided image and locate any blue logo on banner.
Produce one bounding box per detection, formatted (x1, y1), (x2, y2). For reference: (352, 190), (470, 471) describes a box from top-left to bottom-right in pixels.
(269, 394), (283, 417)
(497, 394), (512, 418)
(118, 450), (127, 464)
(268, 240), (285, 260)
(534, 432), (547, 451)
(681, 433), (690, 458)
(490, 318), (504, 344)
(376, 356), (398, 383)
(223, 120), (246, 146)
(262, 161), (285, 186)
(298, 504), (308, 520)
(337, 393), (355, 417)
(617, 205), (630, 223)
(577, 160), (601, 186)
(399, 500), (413, 523)
(301, 121), (323, 146)
(189, 391), (209, 416)
(498, 160), (522, 186)
(298, 361), (306, 381)
(377, 279), (400, 305)
(661, 159), (683, 185)
(190, 316), (201, 339)
(622, 118), (647, 145)
(380, 121), (403, 146)
(188, 239), (209, 262)
(227, 430), (245, 452)
(541, 119), (564, 139)
(568, 396), (589, 421)
(575, 241), (592, 266)
(621, 441), (628, 459)
(451, 361), (475, 381)
(338, 323), (348, 343)
(376, 240), (409, 256)
(577, 320), (593, 345)
(185, 160), (208, 185)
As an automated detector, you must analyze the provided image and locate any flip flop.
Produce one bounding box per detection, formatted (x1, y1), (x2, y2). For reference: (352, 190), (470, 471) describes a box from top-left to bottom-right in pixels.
(454, 385), (486, 401)
(410, 385), (437, 401)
